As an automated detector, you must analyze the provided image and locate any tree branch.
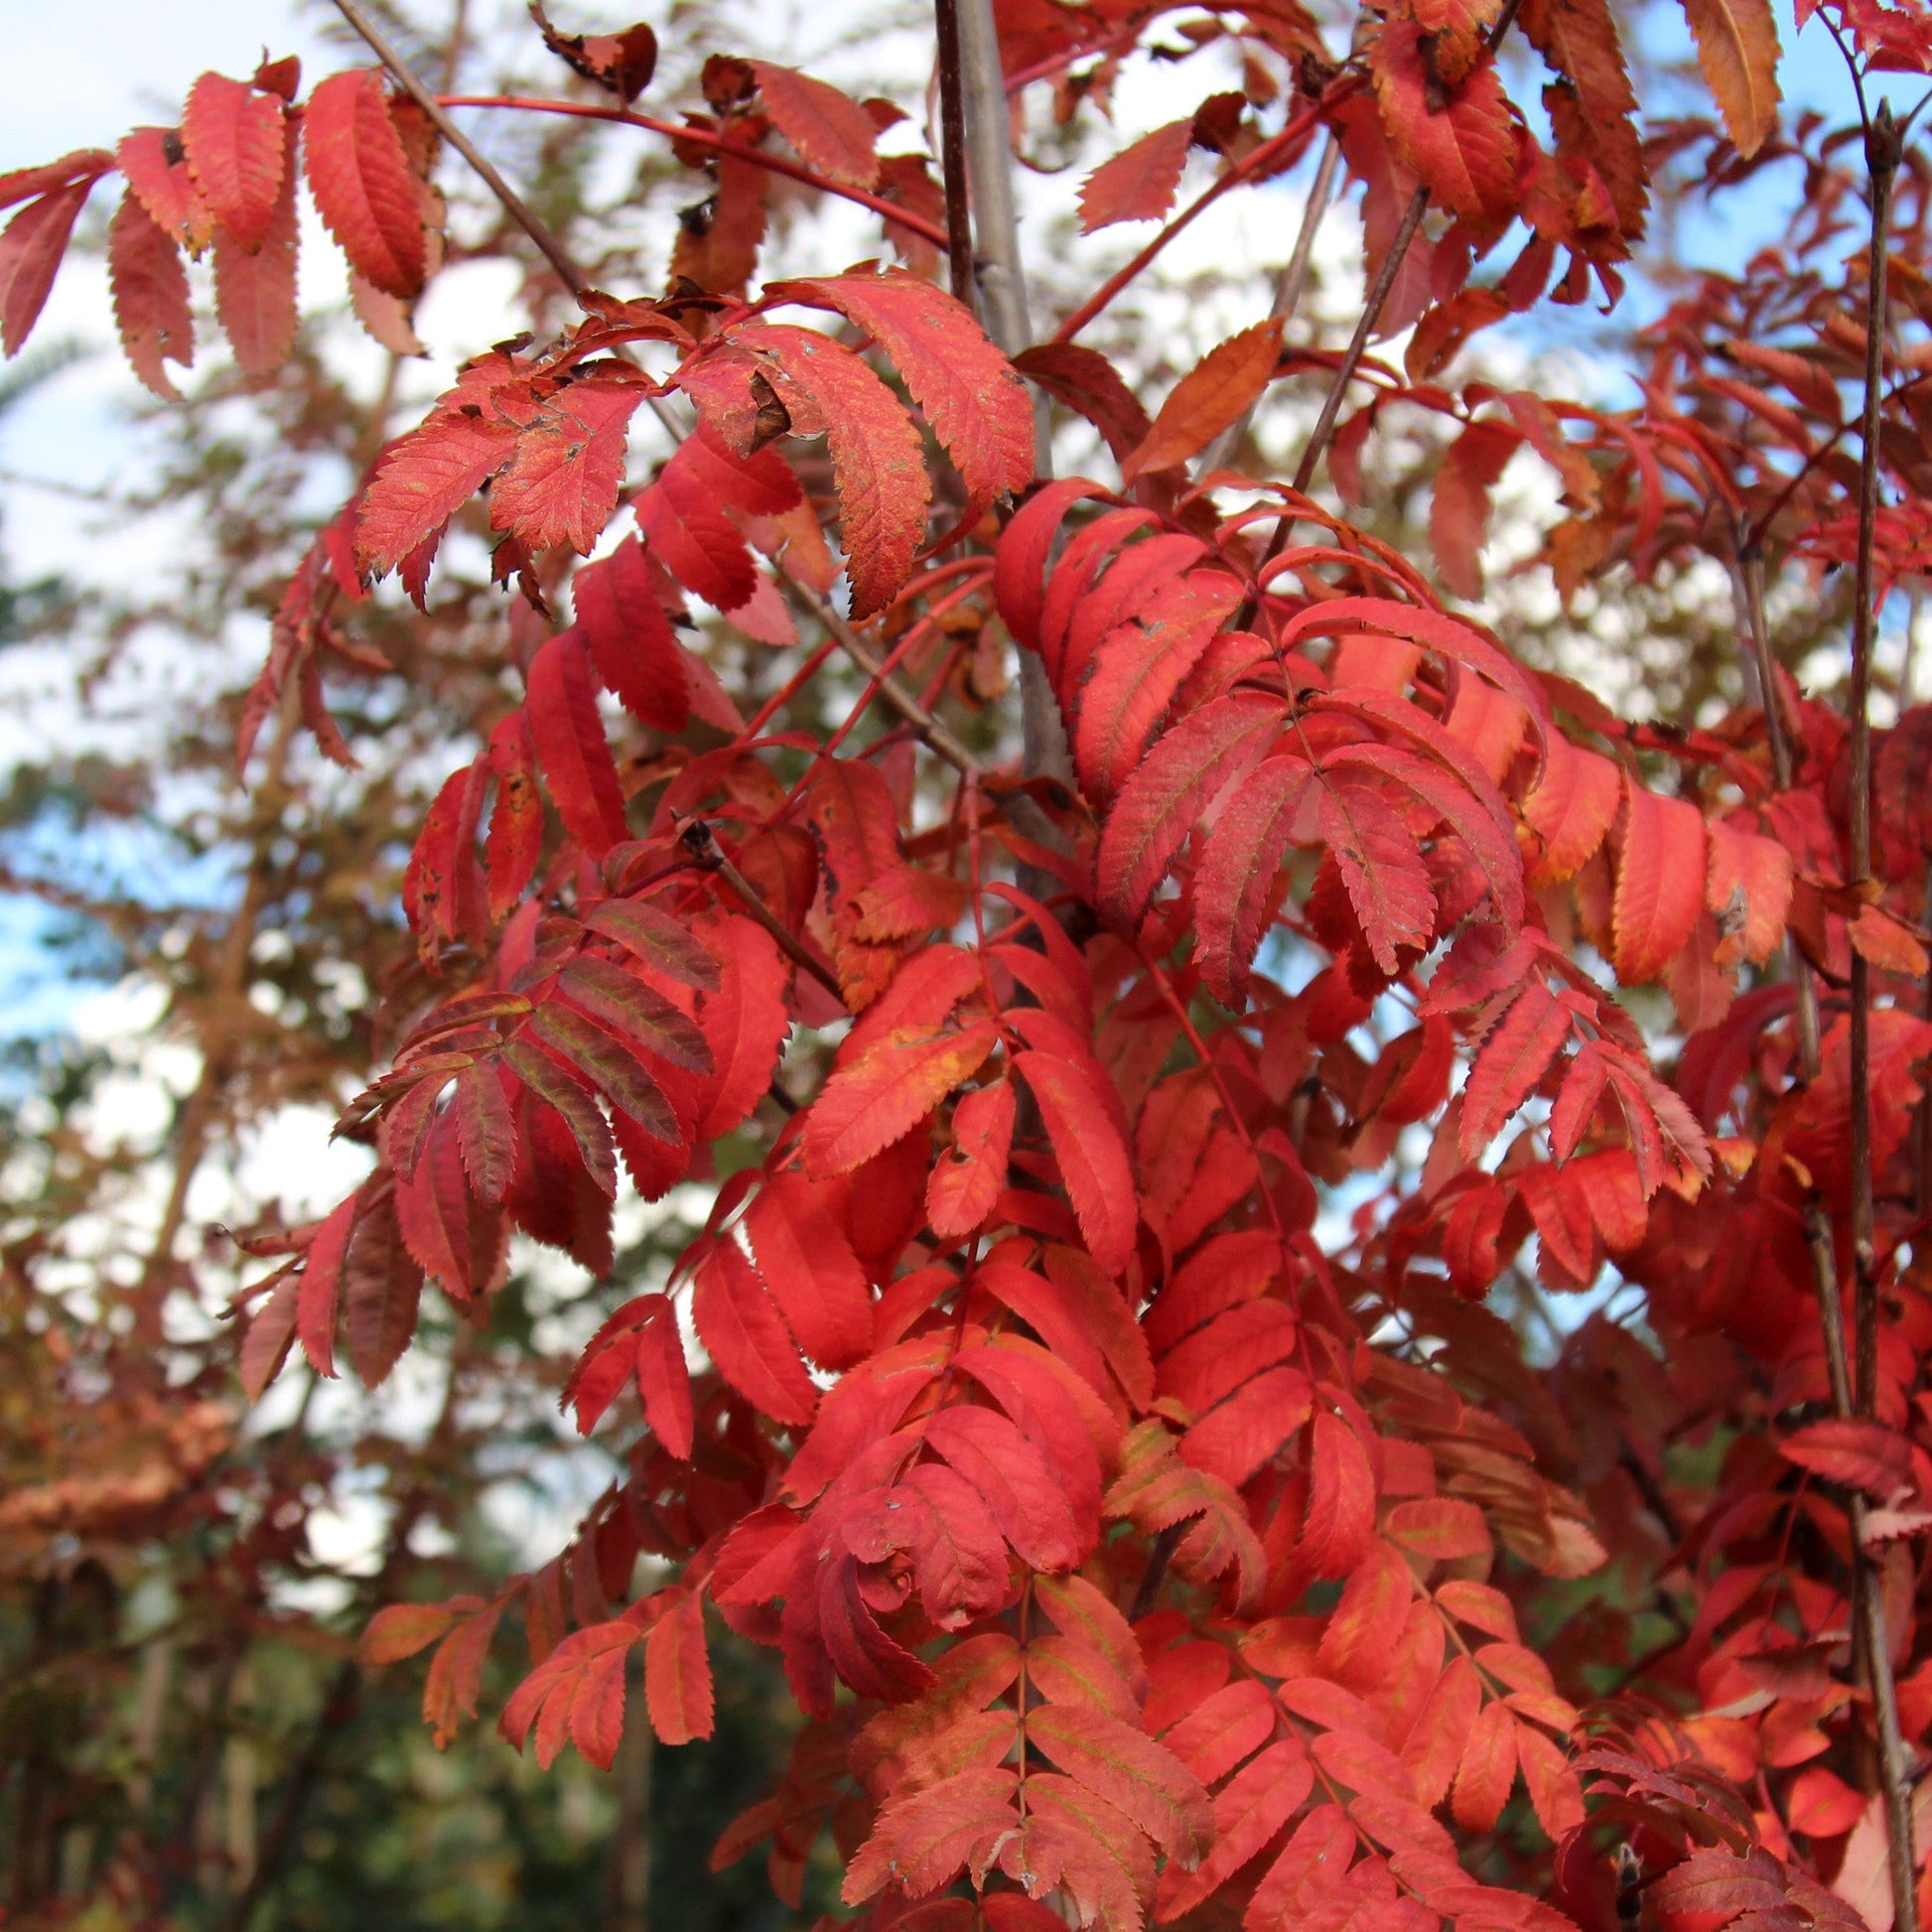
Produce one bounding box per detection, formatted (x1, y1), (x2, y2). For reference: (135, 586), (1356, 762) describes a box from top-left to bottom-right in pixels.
(1198, 130), (1342, 476)
(933, 0), (979, 311)
(333, 0), (592, 294)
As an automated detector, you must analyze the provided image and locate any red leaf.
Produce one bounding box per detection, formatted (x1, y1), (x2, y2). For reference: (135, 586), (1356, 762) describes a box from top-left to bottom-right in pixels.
(1079, 118), (1195, 230)
(1432, 421), (1523, 599)
(1157, 1737), (1314, 1918)
(635, 1307), (695, 1456)
(644, 1590), (715, 1743)
(181, 72), (286, 251)
(302, 68), (429, 298)
(1026, 1703), (1213, 1865)
(802, 1022), (997, 1177)
(490, 375), (644, 554)
(526, 630), (629, 859)
(924, 1402), (1087, 1572)
(843, 1768), (1019, 1904)
(1451, 1699), (1518, 1832)
(726, 321), (928, 618)
(776, 270), (1034, 521)
(0, 181), (94, 356)
(363, 421), (513, 585)
(1460, 983), (1572, 1156)
(843, 1462), (1012, 1627)
(572, 536), (689, 732)
(1613, 781), (1707, 984)
(746, 63), (880, 187)
(211, 118), (299, 377)
(1679, 0), (1782, 156)
(1196, 755), (1316, 1005)
(1013, 1049), (1139, 1276)
(744, 1171), (874, 1370)
(1318, 775), (1435, 975)
(926, 1080), (1016, 1239)
(1524, 733), (1621, 885)
(691, 1238), (819, 1426)
(1098, 691), (1287, 928)
(296, 1195), (358, 1378)
(1072, 575), (1242, 803)
(1779, 1419), (1913, 1498)
(693, 916), (792, 1140)
(1371, 21), (1519, 219)
(239, 1269), (301, 1401)
(108, 191), (194, 400)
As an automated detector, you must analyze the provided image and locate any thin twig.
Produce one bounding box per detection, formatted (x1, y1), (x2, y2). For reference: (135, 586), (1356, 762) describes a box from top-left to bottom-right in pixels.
(438, 93), (951, 253)
(933, 0), (979, 311)
(1850, 100), (1900, 1425)
(334, 0), (589, 295)
(1230, 184), (1429, 630)
(787, 582), (986, 777)
(679, 820), (845, 1000)
(1199, 130), (1342, 477)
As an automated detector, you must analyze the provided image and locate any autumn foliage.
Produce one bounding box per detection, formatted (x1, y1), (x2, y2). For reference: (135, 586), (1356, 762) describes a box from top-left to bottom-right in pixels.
(14, 0), (1932, 1924)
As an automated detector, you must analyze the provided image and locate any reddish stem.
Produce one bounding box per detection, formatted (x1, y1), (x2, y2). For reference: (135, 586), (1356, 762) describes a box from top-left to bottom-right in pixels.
(437, 93), (952, 250)
(1050, 95), (1336, 345)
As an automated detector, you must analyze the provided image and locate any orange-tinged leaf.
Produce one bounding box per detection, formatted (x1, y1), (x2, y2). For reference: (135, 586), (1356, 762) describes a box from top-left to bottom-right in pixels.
(1125, 320), (1282, 480)
(644, 1589), (715, 1743)
(1451, 1698), (1518, 1832)
(359, 1600), (459, 1665)
(1515, 1723), (1585, 1838)
(1027, 1703), (1214, 1866)
(1304, 1410), (1377, 1580)
(1385, 1496), (1493, 1562)
(489, 376), (644, 555)
(303, 68), (429, 297)
(1525, 734), (1621, 886)
(1371, 21), (1518, 219)
(803, 1022), (998, 1177)
(1246, 1802), (1356, 1927)
(357, 411), (517, 576)
(1678, 0), (1780, 156)
(1613, 782), (1707, 984)
(1079, 119), (1195, 230)
(1099, 691), (1286, 928)
(843, 1767), (1020, 1903)
(1403, 1653), (1482, 1806)
(1157, 1737), (1314, 1919)
(1315, 1539), (1415, 1690)
(1433, 422), (1522, 599)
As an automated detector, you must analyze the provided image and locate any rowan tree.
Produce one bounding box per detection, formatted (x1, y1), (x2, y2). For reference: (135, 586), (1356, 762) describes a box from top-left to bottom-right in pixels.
(7, 0), (1932, 1926)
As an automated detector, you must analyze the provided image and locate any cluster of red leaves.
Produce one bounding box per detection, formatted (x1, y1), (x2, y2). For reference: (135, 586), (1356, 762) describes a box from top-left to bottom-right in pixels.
(19, 5), (1932, 1932)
